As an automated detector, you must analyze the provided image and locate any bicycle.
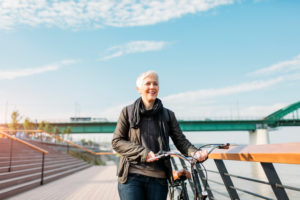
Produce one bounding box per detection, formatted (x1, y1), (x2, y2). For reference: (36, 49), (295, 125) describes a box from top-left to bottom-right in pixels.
(149, 143), (230, 200)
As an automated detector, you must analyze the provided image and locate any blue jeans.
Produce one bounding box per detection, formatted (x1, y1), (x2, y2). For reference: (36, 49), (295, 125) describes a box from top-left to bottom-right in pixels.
(118, 173), (168, 200)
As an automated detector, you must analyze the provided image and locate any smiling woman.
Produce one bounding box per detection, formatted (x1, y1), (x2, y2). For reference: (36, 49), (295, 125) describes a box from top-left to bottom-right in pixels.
(136, 71), (159, 109)
(112, 70), (208, 200)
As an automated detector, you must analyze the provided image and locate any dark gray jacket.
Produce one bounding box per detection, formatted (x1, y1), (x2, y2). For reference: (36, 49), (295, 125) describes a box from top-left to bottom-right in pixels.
(112, 104), (197, 183)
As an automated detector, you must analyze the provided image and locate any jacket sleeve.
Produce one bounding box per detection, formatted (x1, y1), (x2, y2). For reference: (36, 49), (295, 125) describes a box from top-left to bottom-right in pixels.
(168, 110), (198, 156)
(111, 107), (150, 163)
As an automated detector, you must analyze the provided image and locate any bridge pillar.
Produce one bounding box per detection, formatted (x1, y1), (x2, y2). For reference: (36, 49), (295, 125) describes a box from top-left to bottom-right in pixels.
(249, 129), (270, 145)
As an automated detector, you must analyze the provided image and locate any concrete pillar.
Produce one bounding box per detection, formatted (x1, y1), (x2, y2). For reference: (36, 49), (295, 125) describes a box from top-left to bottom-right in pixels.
(249, 129), (270, 145)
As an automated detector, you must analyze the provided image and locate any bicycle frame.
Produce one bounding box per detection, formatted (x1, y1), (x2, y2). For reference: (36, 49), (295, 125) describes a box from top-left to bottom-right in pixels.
(151, 143), (230, 200)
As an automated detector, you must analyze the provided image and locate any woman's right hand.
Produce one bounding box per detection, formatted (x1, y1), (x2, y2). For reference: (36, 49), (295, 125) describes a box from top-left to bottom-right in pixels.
(146, 151), (158, 162)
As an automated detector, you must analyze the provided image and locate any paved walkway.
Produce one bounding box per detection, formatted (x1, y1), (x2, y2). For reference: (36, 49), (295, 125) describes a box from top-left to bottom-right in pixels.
(8, 165), (119, 200)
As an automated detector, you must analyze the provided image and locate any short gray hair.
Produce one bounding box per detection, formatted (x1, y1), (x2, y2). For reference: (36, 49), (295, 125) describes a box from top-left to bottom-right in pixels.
(136, 70), (159, 88)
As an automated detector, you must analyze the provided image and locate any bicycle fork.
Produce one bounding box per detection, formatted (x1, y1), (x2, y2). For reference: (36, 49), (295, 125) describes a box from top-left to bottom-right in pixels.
(191, 167), (208, 200)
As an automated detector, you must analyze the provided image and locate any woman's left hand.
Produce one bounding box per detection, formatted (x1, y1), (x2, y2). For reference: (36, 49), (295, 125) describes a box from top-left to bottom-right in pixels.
(146, 151), (159, 162)
(191, 150), (208, 162)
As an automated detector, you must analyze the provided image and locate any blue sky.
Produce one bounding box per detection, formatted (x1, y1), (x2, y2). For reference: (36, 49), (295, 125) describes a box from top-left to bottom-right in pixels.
(0, 0), (300, 123)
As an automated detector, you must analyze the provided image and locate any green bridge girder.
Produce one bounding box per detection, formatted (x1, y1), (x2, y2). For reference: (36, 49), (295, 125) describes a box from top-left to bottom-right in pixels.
(264, 101), (300, 126)
(49, 101), (300, 133)
(50, 120), (261, 133)
(48, 119), (300, 134)
(1, 101), (300, 134)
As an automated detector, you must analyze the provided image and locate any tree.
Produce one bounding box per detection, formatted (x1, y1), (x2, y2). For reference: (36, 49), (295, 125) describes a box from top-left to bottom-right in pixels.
(37, 121), (54, 141)
(38, 121), (46, 131)
(80, 138), (86, 146)
(65, 126), (71, 140)
(88, 139), (93, 147)
(23, 117), (35, 138)
(8, 111), (22, 135)
(62, 126), (71, 140)
(44, 122), (53, 133)
(54, 127), (60, 135)
(54, 127), (62, 143)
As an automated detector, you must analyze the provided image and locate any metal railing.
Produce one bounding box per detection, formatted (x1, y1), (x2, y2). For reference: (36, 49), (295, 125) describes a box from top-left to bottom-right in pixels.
(0, 130), (48, 185)
(2, 129), (115, 164)
(171, 143), (300, 200)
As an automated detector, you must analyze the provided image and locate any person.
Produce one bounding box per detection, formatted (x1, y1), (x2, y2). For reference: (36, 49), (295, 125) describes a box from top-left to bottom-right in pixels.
(112, 70), (208, 200)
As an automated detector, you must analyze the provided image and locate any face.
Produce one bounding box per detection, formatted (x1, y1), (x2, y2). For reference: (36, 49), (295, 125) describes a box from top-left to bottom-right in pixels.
(137, 75), (159, 104)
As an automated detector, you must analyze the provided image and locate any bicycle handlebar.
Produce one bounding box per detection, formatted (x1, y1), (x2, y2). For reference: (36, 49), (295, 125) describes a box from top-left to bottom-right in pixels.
(148, 143), (230, 162)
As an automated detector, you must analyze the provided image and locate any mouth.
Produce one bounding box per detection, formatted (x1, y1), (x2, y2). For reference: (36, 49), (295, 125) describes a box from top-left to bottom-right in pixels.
(149, 91), (156, 94)
(148, 91), (157, 95)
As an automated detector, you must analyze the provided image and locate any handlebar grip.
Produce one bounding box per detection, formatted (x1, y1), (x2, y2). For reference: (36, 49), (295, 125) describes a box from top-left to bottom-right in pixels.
(218, 143), (230, 149)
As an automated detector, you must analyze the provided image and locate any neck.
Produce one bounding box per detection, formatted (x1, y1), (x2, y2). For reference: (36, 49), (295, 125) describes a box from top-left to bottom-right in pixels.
(142, 99), (154, 110)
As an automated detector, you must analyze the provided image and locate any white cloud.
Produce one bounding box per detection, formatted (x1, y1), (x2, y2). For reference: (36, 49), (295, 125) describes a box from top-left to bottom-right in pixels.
(239, 103), (288, 119)
(99, 77), (284, 120)
(99, 40), (167, 61)
(250, 54), (300, 76)
(0, 0), (234, 30)
(162, 77), (283, 104)
(0, 59), (78, 80)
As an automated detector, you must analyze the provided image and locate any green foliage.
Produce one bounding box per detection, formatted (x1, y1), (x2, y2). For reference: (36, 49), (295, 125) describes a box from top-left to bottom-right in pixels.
(8, 111), (22, 135)
(37, 120), (54, 141)
(38, 121), (46, 131)
(23, 117), (35, 138)
(62, 126), (71, 140)
(80, 138), (86, 145)
(23, 117), (35, 130)
(87, 139), (93, 146)
(54, 127), (60, 135)
(44, 122), (53, 133)
(69, 151), (105, 166)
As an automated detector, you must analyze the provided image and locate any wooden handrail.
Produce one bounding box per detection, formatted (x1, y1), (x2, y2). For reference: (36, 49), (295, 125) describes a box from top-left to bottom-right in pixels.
(40, 130), (116, 155)
(209, 142), (300, 164)
(3, 129), (115, 156)
(41, 130), (96, 155)
(0, 131), (48, 154)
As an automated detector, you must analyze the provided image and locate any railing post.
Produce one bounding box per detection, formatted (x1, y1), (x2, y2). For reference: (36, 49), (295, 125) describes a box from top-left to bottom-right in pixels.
(260, 162), (289, 200)
(8, 138), (13, 172)
(41, 152), (45, 185)
(214, 159), (240, 200)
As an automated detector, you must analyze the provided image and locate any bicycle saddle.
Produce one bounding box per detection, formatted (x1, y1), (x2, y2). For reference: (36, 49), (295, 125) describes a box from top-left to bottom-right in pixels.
(172, 169), (191, 181)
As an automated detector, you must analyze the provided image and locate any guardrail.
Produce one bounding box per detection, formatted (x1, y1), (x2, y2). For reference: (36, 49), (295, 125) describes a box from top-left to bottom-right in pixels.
(0, 130), (48, 185)
(172, 143), (300, 200)
(1, 129), (115, 159)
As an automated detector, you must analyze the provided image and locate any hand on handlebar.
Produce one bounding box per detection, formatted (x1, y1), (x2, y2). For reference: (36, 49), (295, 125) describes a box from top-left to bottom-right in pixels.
(191, 149), (208, 163)
(146, 151), (159, 162)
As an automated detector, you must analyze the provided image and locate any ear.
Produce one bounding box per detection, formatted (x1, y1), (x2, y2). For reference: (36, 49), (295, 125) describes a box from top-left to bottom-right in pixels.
(136, 86), (141, 94)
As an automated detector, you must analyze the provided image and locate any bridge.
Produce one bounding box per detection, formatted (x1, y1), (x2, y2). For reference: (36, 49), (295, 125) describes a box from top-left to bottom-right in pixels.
(47, 101), (300, 145)
(49, 101), (300, 133)
(1, 101), (300, 145)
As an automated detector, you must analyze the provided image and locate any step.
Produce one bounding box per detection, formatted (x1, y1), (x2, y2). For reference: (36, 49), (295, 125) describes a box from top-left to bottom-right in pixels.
(0, 164), (91, 199)
(0, 156), (77, 167)
(0, 162), (90, 190)
(0, 158), (80, 173)
(0, 159), (86, 180)
(0, 153), (73, 161)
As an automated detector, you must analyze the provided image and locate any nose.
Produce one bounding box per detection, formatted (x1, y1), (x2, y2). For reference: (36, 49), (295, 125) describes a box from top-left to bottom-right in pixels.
(150, 83), (155, 88)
